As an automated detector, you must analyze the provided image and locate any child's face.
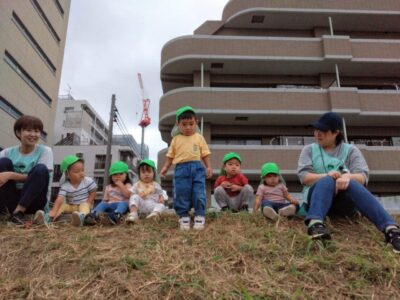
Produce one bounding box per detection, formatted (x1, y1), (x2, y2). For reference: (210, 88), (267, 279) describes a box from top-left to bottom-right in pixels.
(224, 158), (241, 177)
(67, 161), (85, 185)
(264, 173), (279, 187)
(140, 166), (154, 183)
(177, 117), (197, 136)
(16, 128), (41, 147)
(111, 172), (127, 183)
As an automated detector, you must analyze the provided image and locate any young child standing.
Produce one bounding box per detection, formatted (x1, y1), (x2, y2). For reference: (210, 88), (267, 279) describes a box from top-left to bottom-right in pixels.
(0, 115), (53, 225)
(85, 161), (132, 225)
(253, 162), (299, 220)
(160, 106), (212, 230)
(126, 159), (165, 223)
(214, 152), (253, 212)
(35, 155), (97, 226)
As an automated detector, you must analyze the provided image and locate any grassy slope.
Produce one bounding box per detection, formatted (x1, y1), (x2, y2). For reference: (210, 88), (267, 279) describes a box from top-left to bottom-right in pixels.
(0, 213), (399, 299)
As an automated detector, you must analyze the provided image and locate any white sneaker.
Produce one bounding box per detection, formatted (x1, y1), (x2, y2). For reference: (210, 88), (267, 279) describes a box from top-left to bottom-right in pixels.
(278, 204), (296, 217)
(126, 212), (139, 224)
(179, 216), (191, 230)
(193, 216), (205, 230)
(263, 206), (279, 221)
(146, 211), (160, 220)
(71, 211), (83, 226)
(33, 210), (46, 225)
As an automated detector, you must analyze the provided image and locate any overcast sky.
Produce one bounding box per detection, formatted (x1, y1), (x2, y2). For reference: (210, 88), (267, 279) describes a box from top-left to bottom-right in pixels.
(59, 0), (227, 162)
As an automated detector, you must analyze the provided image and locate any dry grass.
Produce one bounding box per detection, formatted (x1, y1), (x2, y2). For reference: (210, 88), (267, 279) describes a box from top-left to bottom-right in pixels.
(0, 212), (399, 299)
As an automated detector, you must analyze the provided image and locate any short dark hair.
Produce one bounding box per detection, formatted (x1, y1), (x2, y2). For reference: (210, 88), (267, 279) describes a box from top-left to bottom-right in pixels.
(335, 131), (344, 145)
(14, 115), (43, 140)
(178, 110), (196, 122)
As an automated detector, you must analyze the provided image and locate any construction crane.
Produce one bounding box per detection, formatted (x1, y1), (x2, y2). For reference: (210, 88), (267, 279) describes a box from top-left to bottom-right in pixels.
(137, 73), (151, 159)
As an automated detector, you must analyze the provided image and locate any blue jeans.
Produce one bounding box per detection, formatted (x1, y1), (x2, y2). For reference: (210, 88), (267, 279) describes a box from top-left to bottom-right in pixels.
(93, 201), (129, 215)
(305, 176), (397, 231)
(173, 161), (206, 217)
(0, 157), (49, 214)
(262, 200), (295, 213)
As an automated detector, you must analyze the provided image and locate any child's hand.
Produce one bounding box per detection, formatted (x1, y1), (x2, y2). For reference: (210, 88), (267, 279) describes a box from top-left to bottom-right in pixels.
(206, 167), (212, 179)
(114, 180), (124, 187)
(230, 184), (242, 192)
(48, 210), (56, 219)
(160, 167), (168, 178)
(139, 191), (146, 198)
(291, 199), (300, 205)
(221, 181), (232, 189)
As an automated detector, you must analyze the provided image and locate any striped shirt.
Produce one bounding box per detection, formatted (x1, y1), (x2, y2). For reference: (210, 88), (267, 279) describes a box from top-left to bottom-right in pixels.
(58, 177), (97, 205)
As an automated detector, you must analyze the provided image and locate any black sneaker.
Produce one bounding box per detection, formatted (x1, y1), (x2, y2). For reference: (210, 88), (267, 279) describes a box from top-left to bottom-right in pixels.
(220, 206), (229, 212)
(241, 204), (249, 211)
(385, 227), (400, 254)
(9, 211), (25, 225)
(307, 222), (331, 240)
(83, 213), (97, 226)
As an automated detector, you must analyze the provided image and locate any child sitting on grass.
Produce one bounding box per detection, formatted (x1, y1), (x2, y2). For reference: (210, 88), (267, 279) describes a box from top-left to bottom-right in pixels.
(126, 159), (165, 223)
(214, 152), (253, 212)
(84, 161), (132, 225)
(253, 162), (299, 220)
(34, 155), (96, 226)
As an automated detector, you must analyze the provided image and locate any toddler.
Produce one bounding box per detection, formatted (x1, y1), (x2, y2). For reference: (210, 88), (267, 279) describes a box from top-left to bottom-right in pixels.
(253, 162), (299, 220)
(126, 159), (165, 223)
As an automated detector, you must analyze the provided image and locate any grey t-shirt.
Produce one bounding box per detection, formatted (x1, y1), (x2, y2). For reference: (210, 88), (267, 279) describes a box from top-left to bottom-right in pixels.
(297, 143), (369, 185)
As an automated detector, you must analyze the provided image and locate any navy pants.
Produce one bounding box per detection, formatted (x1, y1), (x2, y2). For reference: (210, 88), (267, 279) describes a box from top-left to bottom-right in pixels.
(305, 176), (397, 231)
(173, 161), (206, 217)
(0, 157), (49, 214)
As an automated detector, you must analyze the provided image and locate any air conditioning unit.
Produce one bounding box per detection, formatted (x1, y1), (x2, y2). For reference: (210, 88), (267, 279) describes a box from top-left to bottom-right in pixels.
(280, 136), (304, 146)
(392, 137), (400, 146)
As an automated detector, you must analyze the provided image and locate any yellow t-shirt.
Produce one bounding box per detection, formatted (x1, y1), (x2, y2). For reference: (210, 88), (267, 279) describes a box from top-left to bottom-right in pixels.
(166, 133), (211, 165)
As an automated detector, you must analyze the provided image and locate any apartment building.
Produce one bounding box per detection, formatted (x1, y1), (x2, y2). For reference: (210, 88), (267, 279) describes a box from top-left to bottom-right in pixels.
(0, 0), (71, 148)
(158, 0), (400, 200)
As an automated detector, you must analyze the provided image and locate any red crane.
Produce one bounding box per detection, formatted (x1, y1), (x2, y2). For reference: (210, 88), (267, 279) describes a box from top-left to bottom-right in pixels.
(137, 73), (151, 127)
(137, 73), (150, 158)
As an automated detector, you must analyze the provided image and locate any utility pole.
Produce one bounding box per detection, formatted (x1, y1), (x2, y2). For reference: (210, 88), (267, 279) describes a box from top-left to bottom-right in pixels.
(103, 94), (116, 192)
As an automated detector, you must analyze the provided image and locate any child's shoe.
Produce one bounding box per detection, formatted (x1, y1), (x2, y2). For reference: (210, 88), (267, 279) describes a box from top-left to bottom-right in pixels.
(33, 210), (51, 225)
(97, 212), (112, 225)
(71, 211), (83, 226)
(146, 211), (160, 220)
(278, 204), (296, 217)
(9, 211), (26, 226)
(193, 216), (205, 230)
(126, 212), (139, 224)
(263, 206), (279, 221)
(179, 216), (191, 230)
(385, 226), (400, 254)
(83, 213), (97, 226)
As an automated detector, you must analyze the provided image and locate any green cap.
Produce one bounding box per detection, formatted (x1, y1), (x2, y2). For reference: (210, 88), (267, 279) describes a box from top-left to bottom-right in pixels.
(176, 106), (195, 120)
(139, 159), (156, 170)
(109, 161), (129, 175)
(261, 162), (280, 178)
(60, 155), (82, 173)
(222, 152), (242, 164)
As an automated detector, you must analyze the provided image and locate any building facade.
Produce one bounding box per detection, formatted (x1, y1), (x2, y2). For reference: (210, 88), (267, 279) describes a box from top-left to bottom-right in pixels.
(158, 0), (400, 201)
(0, 0), (71, 149)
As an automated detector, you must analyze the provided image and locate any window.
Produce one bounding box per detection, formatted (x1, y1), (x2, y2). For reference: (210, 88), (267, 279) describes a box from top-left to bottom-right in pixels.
(211, 137), (262, 145)
(0, 95), (22, 119)
(4, 51), (52, 106)
(53, 0), (64, 16)
(94, 155), (106, 169)
(76, 153), (84, 159)
(95, 177), (104, 192)
(251, 15), (265, 24)
(53, 164), (62, 182)
(30, 0), (61, 44)
(12, 12), (56, 73)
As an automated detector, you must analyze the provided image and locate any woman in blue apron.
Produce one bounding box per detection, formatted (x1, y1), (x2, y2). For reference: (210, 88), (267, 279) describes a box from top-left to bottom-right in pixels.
(297, 112), (400, 253)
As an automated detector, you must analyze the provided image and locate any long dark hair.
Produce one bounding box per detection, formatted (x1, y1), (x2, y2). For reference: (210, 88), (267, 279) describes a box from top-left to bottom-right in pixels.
(109, 173), (132, 186)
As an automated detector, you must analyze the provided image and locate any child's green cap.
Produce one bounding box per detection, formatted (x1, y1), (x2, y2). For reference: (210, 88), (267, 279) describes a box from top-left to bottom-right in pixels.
(61, 155), (82, 173)
(109, 161), (129, 175)
(222, 152), (242, 164)
(138, 159), (156, 170)
(261, 162), (280, 178)
(176, 106), (195, 120)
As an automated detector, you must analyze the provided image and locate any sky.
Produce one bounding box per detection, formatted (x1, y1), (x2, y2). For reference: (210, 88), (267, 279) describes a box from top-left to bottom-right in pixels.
(59, 0), (227, 162)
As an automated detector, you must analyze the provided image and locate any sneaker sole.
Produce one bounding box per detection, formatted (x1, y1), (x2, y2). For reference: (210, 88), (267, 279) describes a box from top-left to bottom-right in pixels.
(71, 213), (82, 226)
(263, 207), (279, 221)
(33, 212), (45, 225)
(310, 232), (332, 240)
(278, 205), (296, 217)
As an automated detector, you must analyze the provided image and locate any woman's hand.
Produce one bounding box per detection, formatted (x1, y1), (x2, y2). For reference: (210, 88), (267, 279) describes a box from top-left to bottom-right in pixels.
(327, 170), (341, 180)
(336, 173), (351, 191)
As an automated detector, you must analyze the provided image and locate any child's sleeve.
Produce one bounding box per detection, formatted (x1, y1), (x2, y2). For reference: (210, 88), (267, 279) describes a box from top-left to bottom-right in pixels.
(280, 184), (288, 194)
(86, 177), (97, 192)
(240, 174), (249, 186)
(255, 185), (264, 197)
(130, 183), (138, 194)
(166, 137), (176, 158)
(199, 135), (211, 158)
(154, 183), (163, 195)
(214, 176), (223, 189)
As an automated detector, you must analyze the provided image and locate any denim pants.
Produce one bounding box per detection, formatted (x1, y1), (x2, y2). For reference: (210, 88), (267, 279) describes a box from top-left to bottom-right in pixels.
(0, 157), (49, 214)
(262, 199), (293, 213)
(93, 201), (129, 215)
(305, 176), (397, 231)
(173, 161), (206, 217)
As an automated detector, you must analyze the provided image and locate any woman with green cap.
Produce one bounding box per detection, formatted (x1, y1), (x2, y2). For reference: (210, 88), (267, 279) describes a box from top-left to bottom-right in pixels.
(126, 159), (165, 223)
(214, 152), (253, 212)
(253, 162), (299, 221)
(84, 161), (132, 225)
